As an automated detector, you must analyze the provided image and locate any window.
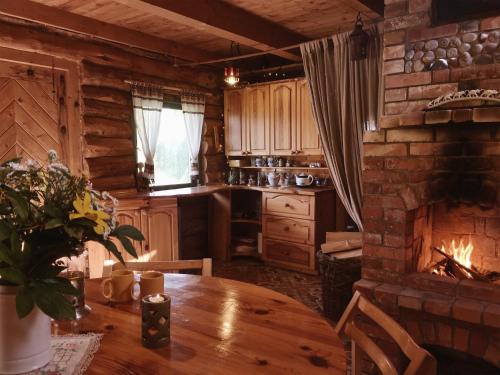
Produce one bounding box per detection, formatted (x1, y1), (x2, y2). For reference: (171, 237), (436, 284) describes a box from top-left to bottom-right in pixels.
(137, 106), (191, 189)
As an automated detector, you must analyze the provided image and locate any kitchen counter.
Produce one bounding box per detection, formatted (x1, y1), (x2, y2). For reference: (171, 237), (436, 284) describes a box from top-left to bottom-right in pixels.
(147, 183), (334, 199)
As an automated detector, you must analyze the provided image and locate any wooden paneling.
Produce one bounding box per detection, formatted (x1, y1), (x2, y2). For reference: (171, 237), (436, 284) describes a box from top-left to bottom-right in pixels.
(245, 85), (269, 155)
(263, 215), (315, 245)
(296, 79), (321, 155)
(143, 206), (179, 262)
(263, 238), (315, 271)
(0, 54), (80, 170)
(224, 89), (245, 156)
(270, 81), (296, 156)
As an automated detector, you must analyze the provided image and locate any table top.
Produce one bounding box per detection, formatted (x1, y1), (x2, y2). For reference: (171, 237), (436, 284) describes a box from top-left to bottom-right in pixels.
(67, 274), (346, 374)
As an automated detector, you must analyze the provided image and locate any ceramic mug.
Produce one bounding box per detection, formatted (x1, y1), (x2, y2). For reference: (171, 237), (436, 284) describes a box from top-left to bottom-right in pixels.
(101, 269), (137, 303)
(134, 271), (164, 299)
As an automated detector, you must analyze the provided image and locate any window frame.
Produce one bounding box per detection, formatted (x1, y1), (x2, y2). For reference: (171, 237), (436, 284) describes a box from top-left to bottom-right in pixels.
(136, 99), (195, 191)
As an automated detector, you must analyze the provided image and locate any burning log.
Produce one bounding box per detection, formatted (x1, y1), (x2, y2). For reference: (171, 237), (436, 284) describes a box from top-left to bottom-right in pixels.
(431, 246), (489, 282)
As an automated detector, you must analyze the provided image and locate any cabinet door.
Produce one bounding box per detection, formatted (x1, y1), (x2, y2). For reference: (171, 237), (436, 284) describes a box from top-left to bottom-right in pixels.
(115, 210), (143, 261)
(296, 79), (321, 155)
(141, 207), (179, 261)
(224, 89), (245, 155)
(245, 85), (270, 155)
(270, 81), (296, 155)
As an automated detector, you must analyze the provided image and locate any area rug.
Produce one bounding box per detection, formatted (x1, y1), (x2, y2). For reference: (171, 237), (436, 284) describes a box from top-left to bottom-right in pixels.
(213, 258), (323, 313)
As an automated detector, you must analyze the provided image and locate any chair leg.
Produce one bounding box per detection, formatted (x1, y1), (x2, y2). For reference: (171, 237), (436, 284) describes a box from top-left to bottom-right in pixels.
(202, 258), (212, 277)
(351, 341), (364, 375)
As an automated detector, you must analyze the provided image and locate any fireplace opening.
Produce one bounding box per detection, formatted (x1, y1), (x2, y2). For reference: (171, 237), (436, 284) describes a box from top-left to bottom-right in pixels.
(424, 345), (500, 375)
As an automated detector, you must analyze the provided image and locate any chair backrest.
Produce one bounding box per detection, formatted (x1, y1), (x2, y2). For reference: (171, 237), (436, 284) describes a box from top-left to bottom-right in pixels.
(335, 291), (436, 375)
(112, 258), (213, 277)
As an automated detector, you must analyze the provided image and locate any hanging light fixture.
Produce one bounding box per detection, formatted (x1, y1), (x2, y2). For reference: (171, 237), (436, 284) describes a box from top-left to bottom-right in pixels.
(224, 42), (240, 86)
(224, 66), (240, 86)
(349, 13), (369, 61)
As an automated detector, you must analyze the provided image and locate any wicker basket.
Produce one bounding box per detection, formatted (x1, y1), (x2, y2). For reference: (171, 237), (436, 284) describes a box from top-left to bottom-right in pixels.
(317, 250), (362, 321)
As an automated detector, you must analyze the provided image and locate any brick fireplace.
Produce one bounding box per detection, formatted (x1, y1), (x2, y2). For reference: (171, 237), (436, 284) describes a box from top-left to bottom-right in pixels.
(357, 0), (500, 372)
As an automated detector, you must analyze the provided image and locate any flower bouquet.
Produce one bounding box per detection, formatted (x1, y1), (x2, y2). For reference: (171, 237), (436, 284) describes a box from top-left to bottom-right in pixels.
(0, 151), (143, 320)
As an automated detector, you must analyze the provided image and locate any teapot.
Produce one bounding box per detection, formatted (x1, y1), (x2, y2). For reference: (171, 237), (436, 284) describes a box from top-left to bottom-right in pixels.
(267, 171), (279, 187)
(295, 173), (314, 187)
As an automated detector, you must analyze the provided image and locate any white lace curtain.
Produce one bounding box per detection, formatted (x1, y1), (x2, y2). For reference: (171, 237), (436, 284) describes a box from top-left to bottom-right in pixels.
(132, 85), (163, 181)
(181, 94), (205, 178)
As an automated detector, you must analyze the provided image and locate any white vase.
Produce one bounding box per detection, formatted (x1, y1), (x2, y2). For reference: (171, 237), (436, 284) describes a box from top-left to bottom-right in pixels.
(0, 285), (51, 374)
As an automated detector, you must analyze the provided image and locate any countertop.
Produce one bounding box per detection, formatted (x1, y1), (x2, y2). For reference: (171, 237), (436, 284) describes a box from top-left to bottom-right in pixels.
(115, 183), (335, 201)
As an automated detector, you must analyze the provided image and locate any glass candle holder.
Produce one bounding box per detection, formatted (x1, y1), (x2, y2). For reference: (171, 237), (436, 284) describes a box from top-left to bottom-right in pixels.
(141, 294), (171, 348)
(61, 270), (91, 320)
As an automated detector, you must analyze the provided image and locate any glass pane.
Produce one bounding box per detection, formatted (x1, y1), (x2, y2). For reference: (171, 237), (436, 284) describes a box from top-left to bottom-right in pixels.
(136, 107), (191, 187)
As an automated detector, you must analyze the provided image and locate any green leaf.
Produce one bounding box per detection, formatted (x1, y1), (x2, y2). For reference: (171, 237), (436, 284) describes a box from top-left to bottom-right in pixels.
(16, 286), (34, 319)
(103, 240), (124, 264)
(5, 190), (29, 222)
(0, 222), (11, 241)
(45, 218), (64, 230)
(0, 243), (13, 265)
(0, 267), (25, 285)
(48, 277), (80, 296)
(115, 225), (144, 241)
(30, 264), (66, 279)
(31, 282), (76, 321)
(117, 235), (138, 258)
(63, 224), (84, 240)
(44, 202), (63, 218)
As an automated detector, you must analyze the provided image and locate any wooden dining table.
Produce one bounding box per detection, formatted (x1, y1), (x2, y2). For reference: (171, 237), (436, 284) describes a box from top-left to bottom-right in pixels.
(63, 274), (346, 374)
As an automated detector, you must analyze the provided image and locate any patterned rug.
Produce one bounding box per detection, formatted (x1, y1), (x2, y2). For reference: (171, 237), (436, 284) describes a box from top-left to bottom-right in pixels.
(213, 258), (323, 314)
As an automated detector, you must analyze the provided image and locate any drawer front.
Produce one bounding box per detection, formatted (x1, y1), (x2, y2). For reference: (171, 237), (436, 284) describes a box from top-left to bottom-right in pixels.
(263, 239), (315, 272)
(263, 215), (315, 245)
(262, 193), (314, 219)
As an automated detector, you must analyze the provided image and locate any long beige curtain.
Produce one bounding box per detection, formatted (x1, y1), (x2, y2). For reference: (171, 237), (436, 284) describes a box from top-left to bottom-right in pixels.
(132, 85), (163, 181)
(300, 25), (382, 231)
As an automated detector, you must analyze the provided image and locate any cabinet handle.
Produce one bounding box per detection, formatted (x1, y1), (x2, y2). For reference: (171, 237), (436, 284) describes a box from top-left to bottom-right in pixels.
(247, 151), (252, 155)
(144, 244), (149, 251)
(284, 203), (290, 208)
(284, 226), (290, 231)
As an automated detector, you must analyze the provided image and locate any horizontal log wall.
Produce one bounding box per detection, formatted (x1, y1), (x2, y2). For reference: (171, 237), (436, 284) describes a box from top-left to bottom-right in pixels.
(0, 16), (225, 191)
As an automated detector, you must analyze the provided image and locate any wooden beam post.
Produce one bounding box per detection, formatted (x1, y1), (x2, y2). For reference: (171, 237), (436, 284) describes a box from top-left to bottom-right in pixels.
(357, 0), (384, 15)
(0, 0), (215, 62)
(112, 0), (307, 62)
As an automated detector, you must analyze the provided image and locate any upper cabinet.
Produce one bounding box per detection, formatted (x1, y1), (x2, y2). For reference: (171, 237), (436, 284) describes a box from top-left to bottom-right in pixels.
(270, 81), (296, 156)
(224, 89), (245, 156)
(224, 79), (321, 157)
(246, 85), (270, 155)
(296, 79), (321, 155)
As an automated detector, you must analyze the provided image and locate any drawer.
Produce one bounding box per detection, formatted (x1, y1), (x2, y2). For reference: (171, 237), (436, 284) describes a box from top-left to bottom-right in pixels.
(262, 193), (314, 220)
(263, 238), (315, 273)
(263, 215), (315, 245)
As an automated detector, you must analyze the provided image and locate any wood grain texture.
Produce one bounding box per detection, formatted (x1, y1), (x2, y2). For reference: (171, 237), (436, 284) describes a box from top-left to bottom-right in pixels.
(62, 274), (346, 374)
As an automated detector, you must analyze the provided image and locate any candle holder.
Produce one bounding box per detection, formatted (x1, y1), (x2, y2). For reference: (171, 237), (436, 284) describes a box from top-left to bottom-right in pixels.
(61, 270), (91, 319)
(141, 294), (171, 348)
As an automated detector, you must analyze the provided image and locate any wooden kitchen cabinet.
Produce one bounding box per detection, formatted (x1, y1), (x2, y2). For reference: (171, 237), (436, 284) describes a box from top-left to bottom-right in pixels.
(296, 79), (321, 155)
(87, 197), (179, 278)
(224, 78), (321, 157)
(245, 85), (270, 155)
(224, 88), (245, 156)
(270, 81), (296, 156)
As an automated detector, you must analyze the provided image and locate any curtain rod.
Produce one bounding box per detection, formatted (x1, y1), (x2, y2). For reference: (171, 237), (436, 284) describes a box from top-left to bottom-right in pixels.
(124, 80), (213, 97)
(177, 18), (383, 67)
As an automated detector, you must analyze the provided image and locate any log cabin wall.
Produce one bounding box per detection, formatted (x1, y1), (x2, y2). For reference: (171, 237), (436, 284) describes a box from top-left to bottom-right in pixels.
(0, 15), (225, 191)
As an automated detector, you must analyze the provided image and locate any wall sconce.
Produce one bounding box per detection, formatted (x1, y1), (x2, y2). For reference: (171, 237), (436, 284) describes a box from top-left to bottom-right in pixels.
(349, 13), (369, 61)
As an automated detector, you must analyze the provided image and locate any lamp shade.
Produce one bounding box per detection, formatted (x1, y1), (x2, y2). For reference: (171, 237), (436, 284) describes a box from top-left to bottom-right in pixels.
(349, 14), (369, 61)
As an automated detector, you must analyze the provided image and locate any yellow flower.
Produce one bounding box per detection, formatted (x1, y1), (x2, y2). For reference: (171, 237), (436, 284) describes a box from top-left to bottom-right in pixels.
(70, 192), (110, 235)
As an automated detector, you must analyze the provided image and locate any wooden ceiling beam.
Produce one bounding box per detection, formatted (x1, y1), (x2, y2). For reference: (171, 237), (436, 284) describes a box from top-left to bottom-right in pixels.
(0, 0), (215, 62)
(112, 0), (307, 62)
(356, 0), (384, 15)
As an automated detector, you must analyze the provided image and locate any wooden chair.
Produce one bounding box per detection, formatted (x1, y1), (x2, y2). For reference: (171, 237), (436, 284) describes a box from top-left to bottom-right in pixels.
(335, 291), (436, 375)
(112, 258), (213, 277)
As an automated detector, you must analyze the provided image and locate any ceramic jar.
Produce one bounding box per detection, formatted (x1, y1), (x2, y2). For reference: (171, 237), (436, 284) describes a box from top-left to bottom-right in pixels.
(0, 285), (51, 374)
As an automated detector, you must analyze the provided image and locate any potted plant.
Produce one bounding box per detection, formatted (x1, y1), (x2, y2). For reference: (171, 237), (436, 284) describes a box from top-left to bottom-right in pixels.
(0, 151), (143, 373)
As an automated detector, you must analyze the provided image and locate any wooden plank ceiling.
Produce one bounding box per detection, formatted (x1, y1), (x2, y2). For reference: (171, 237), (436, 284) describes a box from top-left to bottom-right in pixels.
(24, 0), (380, 66)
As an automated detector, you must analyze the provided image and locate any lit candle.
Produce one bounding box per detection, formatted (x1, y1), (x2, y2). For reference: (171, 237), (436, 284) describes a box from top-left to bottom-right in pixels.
(148, 294), (165, 303)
